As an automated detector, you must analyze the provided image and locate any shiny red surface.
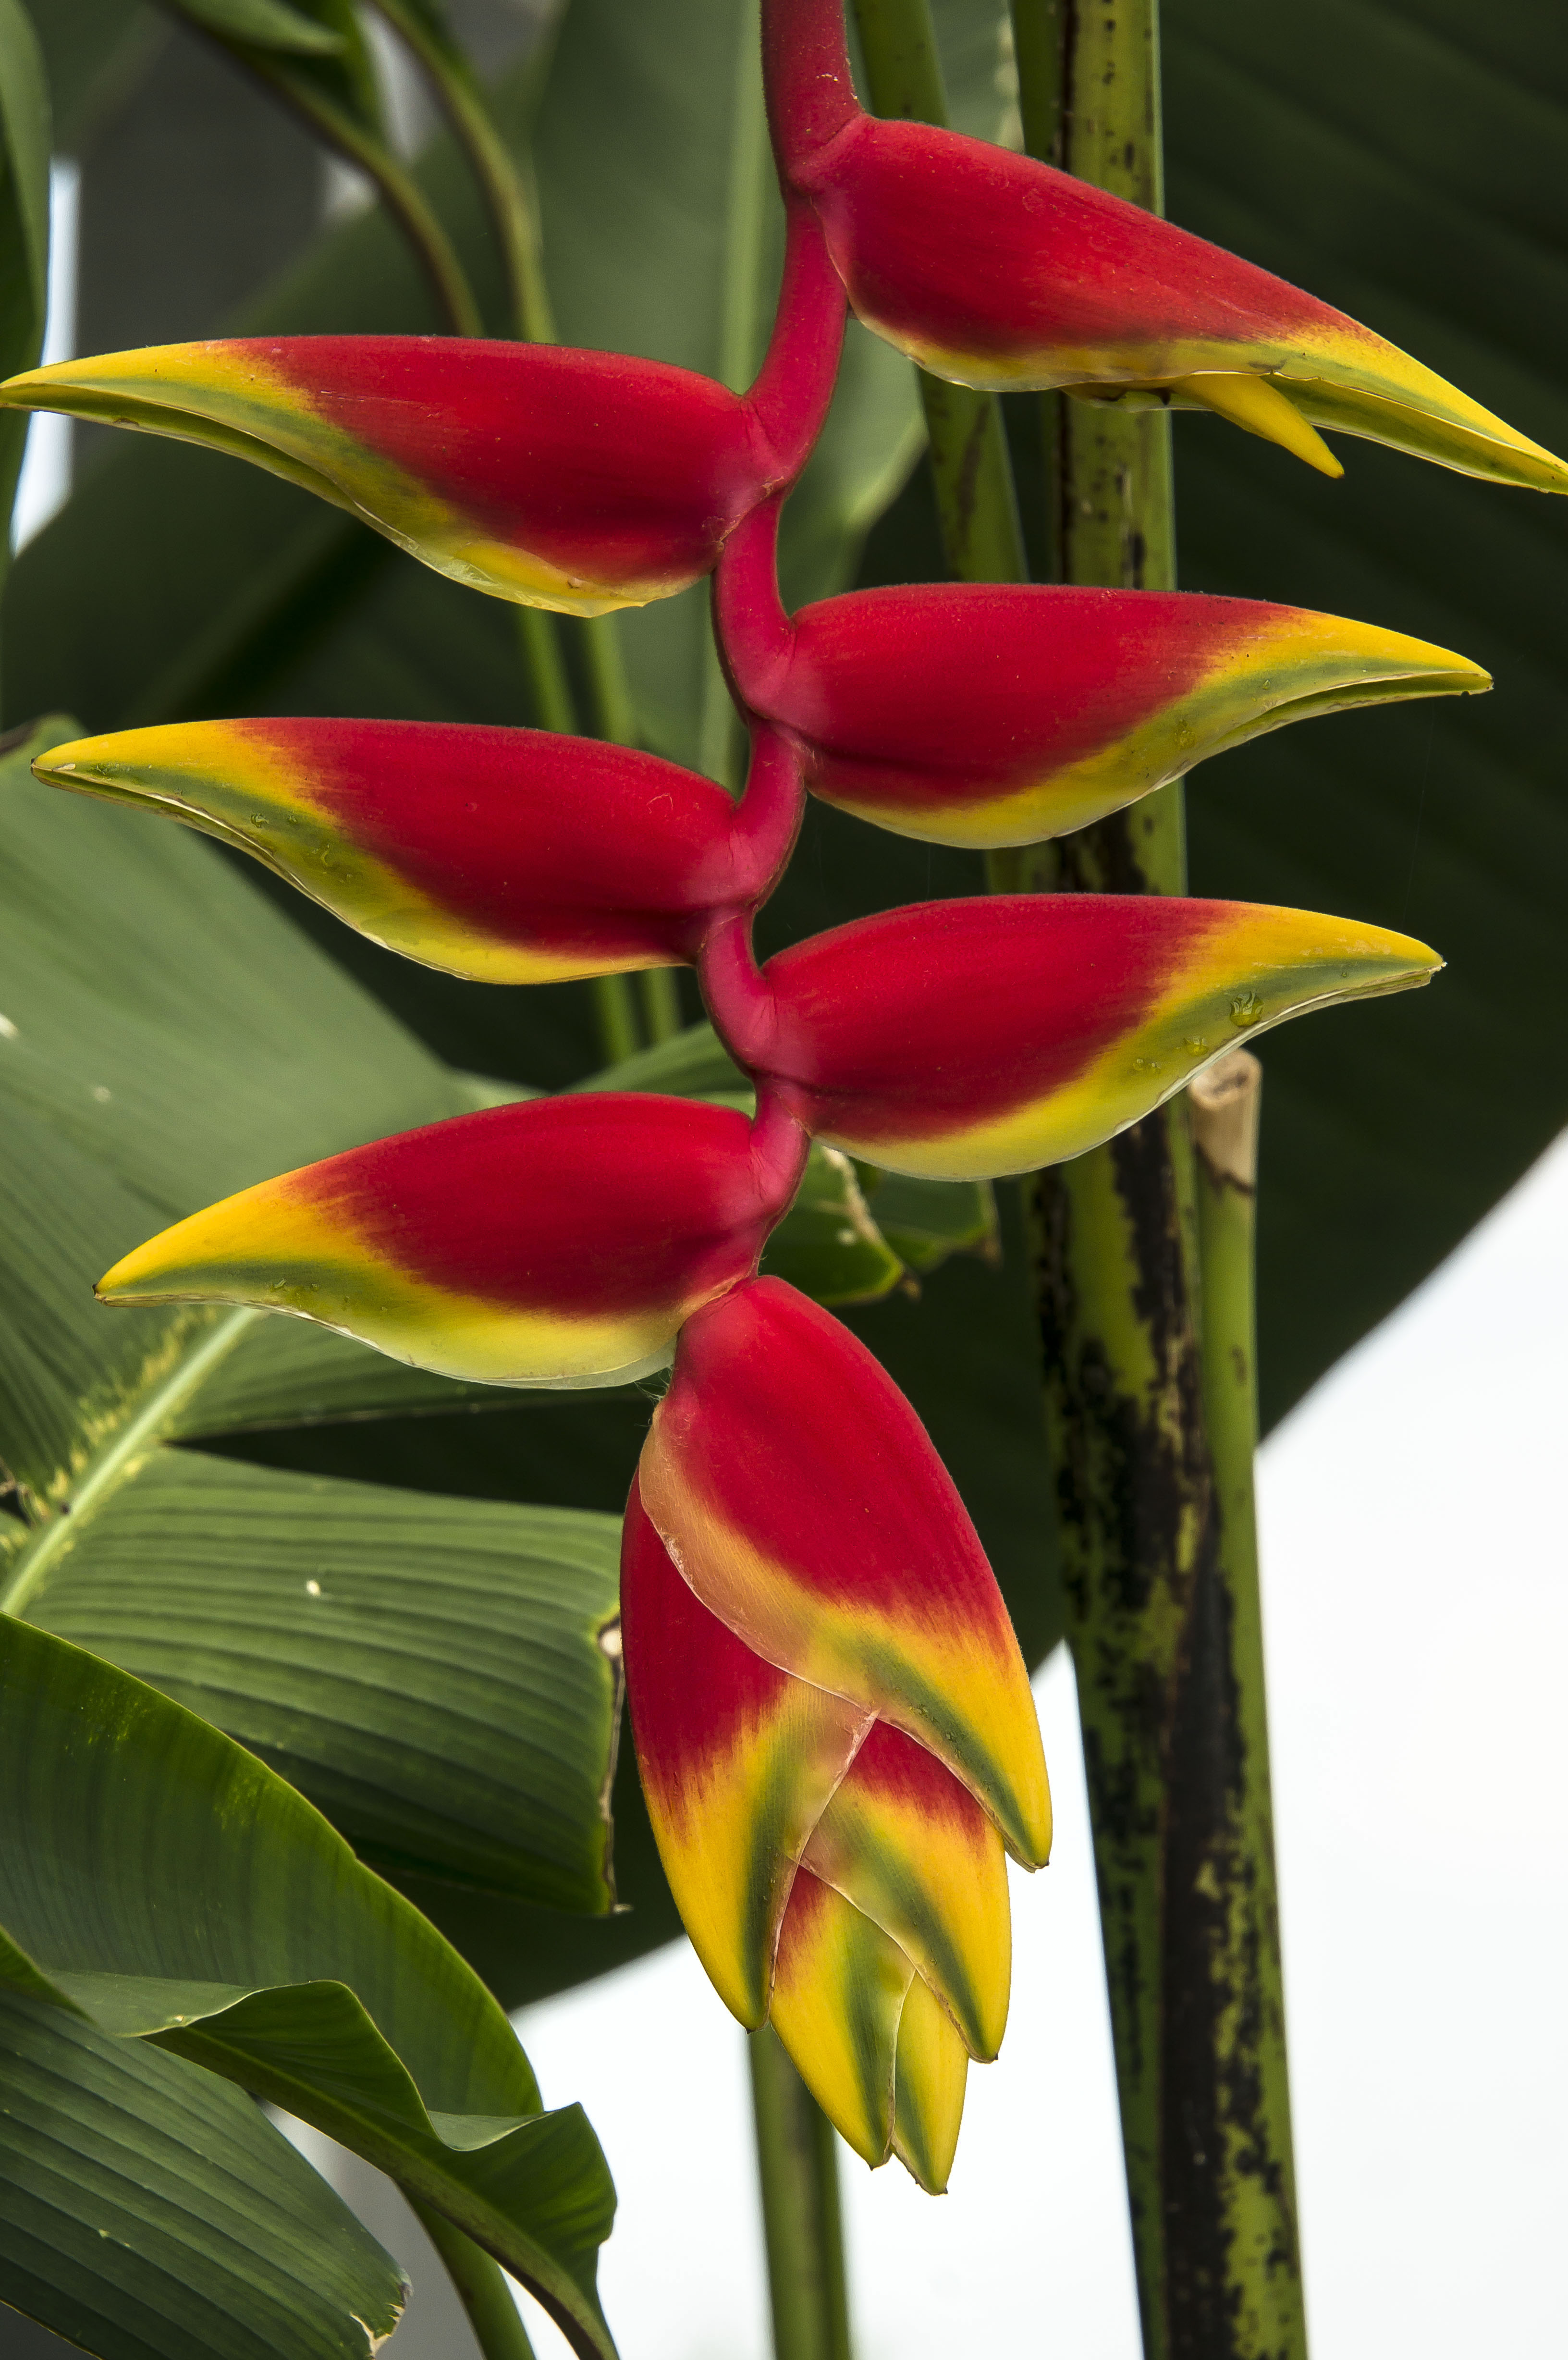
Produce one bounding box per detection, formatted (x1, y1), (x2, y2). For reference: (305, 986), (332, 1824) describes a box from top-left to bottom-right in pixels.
(755, 895), (1225, 1144)
(260, 337), (771, 584)
(622, 1477), (790, 1792)
(657, 1277), (1015, 1630)
(770, 586), (1284, 811)
(252, 718), (751, 964)
(294, 1094), (774, 1314)
(805, 118), (1347, 369)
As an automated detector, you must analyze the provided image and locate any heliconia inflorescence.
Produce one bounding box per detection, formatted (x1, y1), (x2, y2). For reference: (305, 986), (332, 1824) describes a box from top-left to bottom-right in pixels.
(26, 0), (1555, 2188)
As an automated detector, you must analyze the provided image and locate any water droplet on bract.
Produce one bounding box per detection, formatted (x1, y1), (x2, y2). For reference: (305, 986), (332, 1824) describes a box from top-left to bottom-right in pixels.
(1183, 1037), (1207, 1055)
(1230, 992), (1263, 1027)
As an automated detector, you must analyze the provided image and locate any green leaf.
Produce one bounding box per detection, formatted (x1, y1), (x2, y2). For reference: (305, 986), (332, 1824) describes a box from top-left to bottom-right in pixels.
(861, 1168), (1000, 1278)
(0, 1616), (619, 2358)
(0, 1986), (408, 2360)
(9, 1451), (623, 1911)
(162, 0), (380, 130)
(0, 720), (463, 1517)
(159, 0), (344, 56)
(0, 725), (623, 1915)
(760, 1142), (905, 1306)
(0, 0), (49, 534)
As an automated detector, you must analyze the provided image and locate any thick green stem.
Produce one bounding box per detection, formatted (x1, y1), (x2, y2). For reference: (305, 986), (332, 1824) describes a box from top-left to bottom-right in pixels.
(848, 0), (1027, 585)
(748, 2028), (854, 2360)
(412, 2200), (538, 2360)
(999, 9), (1305, 2355)
(637, 968), (685, 1044)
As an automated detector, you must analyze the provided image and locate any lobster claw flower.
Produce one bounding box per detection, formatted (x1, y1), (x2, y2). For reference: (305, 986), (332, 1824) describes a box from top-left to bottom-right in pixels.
(623, 1276), (1047, 2186)
(762, 0), (1568, 492)
(704, 897), (1441, 1182)
(97, 1096), (806, 1387)
(0, 338), (784, 614)
(35, 719), (800, 983)
(746, 584), (1487, 849)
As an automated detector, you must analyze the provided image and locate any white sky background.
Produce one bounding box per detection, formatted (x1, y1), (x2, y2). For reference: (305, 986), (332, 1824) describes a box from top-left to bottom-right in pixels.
(21, 165), (1564, 2360)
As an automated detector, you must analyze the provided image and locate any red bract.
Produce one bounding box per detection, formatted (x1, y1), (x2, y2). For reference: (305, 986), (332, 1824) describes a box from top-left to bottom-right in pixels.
(716, 562), (1487, 849)
(35, 719), (804, 983)
(761, 0), (1568, 491)
(637, 1276), (1051, 1867)
(0, 200), (847, 613)
(701, 897), (1441, 1180)
(98, 1095), (808, 1387)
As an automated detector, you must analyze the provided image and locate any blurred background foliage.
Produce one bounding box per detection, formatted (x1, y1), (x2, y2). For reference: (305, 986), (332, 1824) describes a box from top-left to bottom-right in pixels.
(7, 0), (1568, 2006)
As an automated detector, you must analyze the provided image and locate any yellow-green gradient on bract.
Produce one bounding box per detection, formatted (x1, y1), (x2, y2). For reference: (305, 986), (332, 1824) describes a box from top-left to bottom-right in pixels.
(760, 897), (1443, 1183)
(801, 1717), (1010, 2060)
(34, 717), (740, 985)
(98, 1098), (781, 1389)
(0, 336), (766, 614)
(641, 1284), (1051, 1869)
(784, 591), (1489, 854)
(621, 1480), (870, 2028)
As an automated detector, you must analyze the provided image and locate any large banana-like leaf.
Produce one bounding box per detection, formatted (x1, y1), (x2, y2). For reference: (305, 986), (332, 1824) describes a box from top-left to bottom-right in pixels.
(0, 725), (627, 1917)
(0, 1616), (619, 2359)
(0, 1987), (408, 2360)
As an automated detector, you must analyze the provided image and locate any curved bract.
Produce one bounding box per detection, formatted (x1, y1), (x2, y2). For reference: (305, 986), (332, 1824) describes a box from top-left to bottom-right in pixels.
(98, 1096), (803, 1388)
(637, 1278), (1051, 1866)
(761, 0), (1568, 491)
(624, 1275), (1037, 2189)
(36, 718), (795, 983)
(0, 338), (778, 614)
(708, 896), (1441, 1181)
(754, 585), (1488, 849)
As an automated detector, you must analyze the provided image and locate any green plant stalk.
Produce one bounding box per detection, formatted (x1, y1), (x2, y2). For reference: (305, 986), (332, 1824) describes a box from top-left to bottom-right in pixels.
(1187, 1051), (1305, 2360)
(747, 2028), (854, 2360)
(848, 0), (1027, 584)
(412, 2199), (539, 2360)
(246, 56), (482, 333)
(999, 7), (1304, 2353)
(368, 0), (552, 341)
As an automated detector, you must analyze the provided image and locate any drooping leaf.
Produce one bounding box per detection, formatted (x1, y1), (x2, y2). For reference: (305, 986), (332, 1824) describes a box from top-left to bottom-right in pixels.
(0, 1987), (408, 2360)
(0, 1616), (619, 2358)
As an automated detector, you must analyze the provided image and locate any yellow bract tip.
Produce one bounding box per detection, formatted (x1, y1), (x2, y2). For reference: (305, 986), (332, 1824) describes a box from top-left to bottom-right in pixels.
(1173, 370), (1344, 479)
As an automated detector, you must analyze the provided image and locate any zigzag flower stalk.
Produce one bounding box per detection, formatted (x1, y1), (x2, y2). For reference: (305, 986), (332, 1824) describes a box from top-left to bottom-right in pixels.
(24, 0), (1510, 2203)
(760, 0), (1568, 491)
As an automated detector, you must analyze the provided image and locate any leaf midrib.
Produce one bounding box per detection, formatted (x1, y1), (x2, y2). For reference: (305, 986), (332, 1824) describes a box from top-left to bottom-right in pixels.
(0, 1308), (259, 1620)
